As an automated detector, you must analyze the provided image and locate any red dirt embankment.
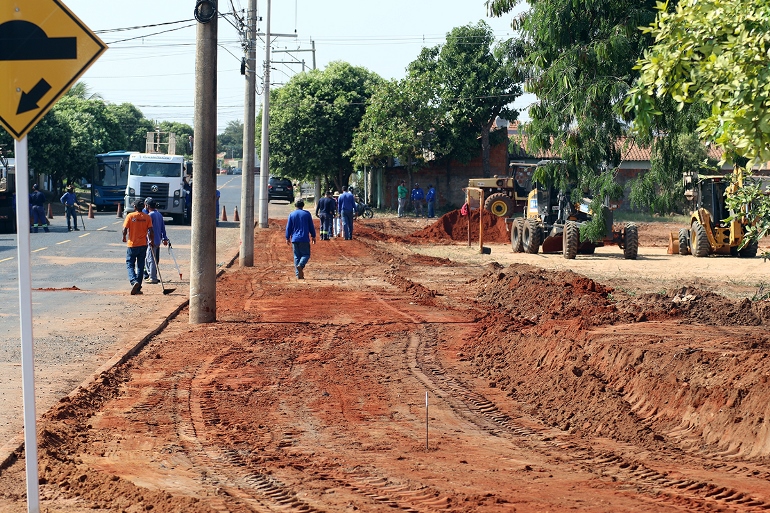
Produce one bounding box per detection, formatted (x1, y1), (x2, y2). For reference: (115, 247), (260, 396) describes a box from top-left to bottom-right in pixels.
(467, 263), (770, 460)
(410, 209), (511, 243)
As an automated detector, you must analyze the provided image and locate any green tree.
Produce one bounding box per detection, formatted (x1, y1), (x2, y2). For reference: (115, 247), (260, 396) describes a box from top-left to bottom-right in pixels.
(349, 75), (437, 183)
(27, 109), (73, 191)
(40, 96), (124, 191)
(157, 121), (194, 157)
(627, 0), (770, 248)
(433, 21), (522, 177)
(264, 61), (382, 189)
(108, 103), (154, 152)
(217, 120), (244, 160)
(486, 0), (664, 238)
(627, 0), (770, 167)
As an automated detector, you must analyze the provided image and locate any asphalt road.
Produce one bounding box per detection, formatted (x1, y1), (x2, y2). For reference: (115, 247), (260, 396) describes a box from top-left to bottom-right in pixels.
(0, 174), (291, 449)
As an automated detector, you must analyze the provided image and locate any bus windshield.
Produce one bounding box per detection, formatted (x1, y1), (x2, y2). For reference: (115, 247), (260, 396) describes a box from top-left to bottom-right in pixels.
(95, 158), (128, 187)
(129, 161), (182, 178)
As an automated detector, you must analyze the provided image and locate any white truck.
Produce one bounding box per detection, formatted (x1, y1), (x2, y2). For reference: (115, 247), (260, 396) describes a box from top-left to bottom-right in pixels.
(124, 153), (188, 223)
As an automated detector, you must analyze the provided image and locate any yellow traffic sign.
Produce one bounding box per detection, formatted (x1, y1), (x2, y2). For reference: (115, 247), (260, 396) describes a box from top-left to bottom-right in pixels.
(0, 0), (107, 140)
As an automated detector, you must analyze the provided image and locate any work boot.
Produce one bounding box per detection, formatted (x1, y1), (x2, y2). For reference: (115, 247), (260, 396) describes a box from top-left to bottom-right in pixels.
(43, 226), (49, 233)
(130, 282), (141, 295)
(33, 227), (38, 233)
(74, 227), (79, 231)
(68, 226), (72, 231)
(297, 266), (304, 280)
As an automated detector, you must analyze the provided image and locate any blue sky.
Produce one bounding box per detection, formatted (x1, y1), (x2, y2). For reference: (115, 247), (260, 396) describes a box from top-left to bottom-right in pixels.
(63, 0), (528, 133)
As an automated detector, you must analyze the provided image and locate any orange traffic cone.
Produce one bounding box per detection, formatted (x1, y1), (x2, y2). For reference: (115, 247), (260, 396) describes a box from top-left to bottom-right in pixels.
(87, 203), (94, 219)
(233, 206), (240, 222)
(116, 202), (123, 218)
(221, 206), (228, 222)
(47, 204), (53, 219)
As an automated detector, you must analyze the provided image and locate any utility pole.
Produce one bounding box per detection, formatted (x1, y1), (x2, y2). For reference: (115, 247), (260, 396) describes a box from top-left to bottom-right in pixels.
(257, 0), (272, 229)
(191, 0), (218, 324)
(240, 0), (257, 266)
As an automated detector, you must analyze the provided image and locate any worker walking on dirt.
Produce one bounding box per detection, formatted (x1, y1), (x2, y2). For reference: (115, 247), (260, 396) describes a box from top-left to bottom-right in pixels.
(397, 180), (408, 217)
(286, 200), (316, 280)
(60, 184), (79, 231)
(123, 199), (154, 295)
(411, 183), (425, 217)
(315, 191), (336, 241)
(337, 186), (356, 240)
(142, 197), (168, 285)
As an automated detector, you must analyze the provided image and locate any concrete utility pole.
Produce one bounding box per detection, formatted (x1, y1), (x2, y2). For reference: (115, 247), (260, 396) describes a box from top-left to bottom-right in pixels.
(257, 0), (272, 229)
(240, 0), (257, 266)
(191, 0), (218, 324)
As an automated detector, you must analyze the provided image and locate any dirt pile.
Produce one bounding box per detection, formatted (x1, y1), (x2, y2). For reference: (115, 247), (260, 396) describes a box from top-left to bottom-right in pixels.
(410, 209), (511, 243)
(465, 263), (770, 458)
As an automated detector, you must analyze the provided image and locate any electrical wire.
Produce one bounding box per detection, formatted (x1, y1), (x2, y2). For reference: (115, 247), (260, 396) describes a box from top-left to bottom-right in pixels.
(106, 23), (197, 45)
(94, 19), (194, 34)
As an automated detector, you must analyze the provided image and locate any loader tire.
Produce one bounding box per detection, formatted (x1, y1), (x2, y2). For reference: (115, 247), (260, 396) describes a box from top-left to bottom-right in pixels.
(484, 193), (515, 217)
(522, 218), (541, 254)
(511, 217), (524, 253)
(739, 240), (759, 258)
(690, 221), (710, 257)
(563, 221), (578, 259)
(678, 228), (690, 255)
(623, 223), (639, 259)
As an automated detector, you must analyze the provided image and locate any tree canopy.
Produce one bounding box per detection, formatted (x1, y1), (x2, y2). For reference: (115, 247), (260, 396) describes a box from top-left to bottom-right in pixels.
(0, 81), (195, 193)
(627, 0), (770, 167)
(217, 120), (244, 160)
(350, 21), (521, 182)
(264, 61), (382, 190)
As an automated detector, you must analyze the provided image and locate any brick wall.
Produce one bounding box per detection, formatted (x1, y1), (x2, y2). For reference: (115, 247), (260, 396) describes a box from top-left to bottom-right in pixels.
(380, 135), (509, 211)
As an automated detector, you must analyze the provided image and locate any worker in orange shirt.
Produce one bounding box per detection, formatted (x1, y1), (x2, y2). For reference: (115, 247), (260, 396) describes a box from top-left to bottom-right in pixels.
(122, 199), (154, 295)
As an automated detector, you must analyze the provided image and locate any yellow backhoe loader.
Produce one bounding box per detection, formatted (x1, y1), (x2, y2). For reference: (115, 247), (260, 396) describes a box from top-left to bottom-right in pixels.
(674, 169), (764, 257)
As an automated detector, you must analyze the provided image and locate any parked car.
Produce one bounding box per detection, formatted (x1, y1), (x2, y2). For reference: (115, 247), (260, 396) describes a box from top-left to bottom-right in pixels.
(231, 168), (242, 175)
(267, 177), (294, 202)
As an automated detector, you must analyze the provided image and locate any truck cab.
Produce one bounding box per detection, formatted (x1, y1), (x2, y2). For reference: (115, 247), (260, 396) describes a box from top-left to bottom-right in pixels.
(124, 153), (187, 223)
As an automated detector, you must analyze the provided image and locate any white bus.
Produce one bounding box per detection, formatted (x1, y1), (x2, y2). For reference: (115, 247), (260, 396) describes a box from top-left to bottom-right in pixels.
(124, 153), (187, 223)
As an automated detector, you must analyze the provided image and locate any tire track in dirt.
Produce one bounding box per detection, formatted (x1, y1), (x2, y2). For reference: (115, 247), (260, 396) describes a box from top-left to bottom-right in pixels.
(409, 327), (770, 512)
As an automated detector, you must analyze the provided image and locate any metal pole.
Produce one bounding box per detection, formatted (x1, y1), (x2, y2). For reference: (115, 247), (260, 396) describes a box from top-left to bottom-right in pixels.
(240, 0), (257, 267)
(479, 190), (484, 253)
(15, 137), (40, 513)
(257, 0), (272, 229)
(467, 189), (471, 248)
(190, 0), (218, 324)
(425, 391), (429, 451)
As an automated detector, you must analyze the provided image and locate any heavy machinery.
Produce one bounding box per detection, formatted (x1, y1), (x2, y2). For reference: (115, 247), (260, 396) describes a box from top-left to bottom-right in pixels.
(468, 162), (537, 217)
(510, 182), (638, 259)
(675, 170), (765, 257)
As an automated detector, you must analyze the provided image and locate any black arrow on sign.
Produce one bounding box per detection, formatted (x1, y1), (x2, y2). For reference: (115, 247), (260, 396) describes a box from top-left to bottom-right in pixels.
(16, 79), (52, 115)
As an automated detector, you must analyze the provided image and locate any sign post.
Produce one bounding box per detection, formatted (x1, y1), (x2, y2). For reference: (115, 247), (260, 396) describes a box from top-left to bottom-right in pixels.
(0, 2), (105, 511)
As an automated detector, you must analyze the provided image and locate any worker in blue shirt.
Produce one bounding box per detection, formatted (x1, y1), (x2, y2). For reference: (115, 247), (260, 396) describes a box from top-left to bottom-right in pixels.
(426, 184), (436, 218)
(285, 200), (316, 280)
(337, 185), (357, 240)
(142, 197), (168, 284)
(60, 184), (79, 231)
(411, 183), (425, 217)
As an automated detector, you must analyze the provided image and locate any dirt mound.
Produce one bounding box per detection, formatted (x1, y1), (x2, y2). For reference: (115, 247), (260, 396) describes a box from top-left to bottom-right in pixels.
(410, 209), (511, 243)
(355, 224), (411, 243)
(466, 264), (770, 456)
(473, 263), (619, 326)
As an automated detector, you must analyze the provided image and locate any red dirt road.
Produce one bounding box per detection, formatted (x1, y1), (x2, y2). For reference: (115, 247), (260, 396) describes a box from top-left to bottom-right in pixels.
(2, 214), (770, 512)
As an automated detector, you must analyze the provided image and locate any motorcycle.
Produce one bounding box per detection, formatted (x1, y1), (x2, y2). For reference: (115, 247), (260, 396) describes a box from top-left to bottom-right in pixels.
(355, 197), (374, 219)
